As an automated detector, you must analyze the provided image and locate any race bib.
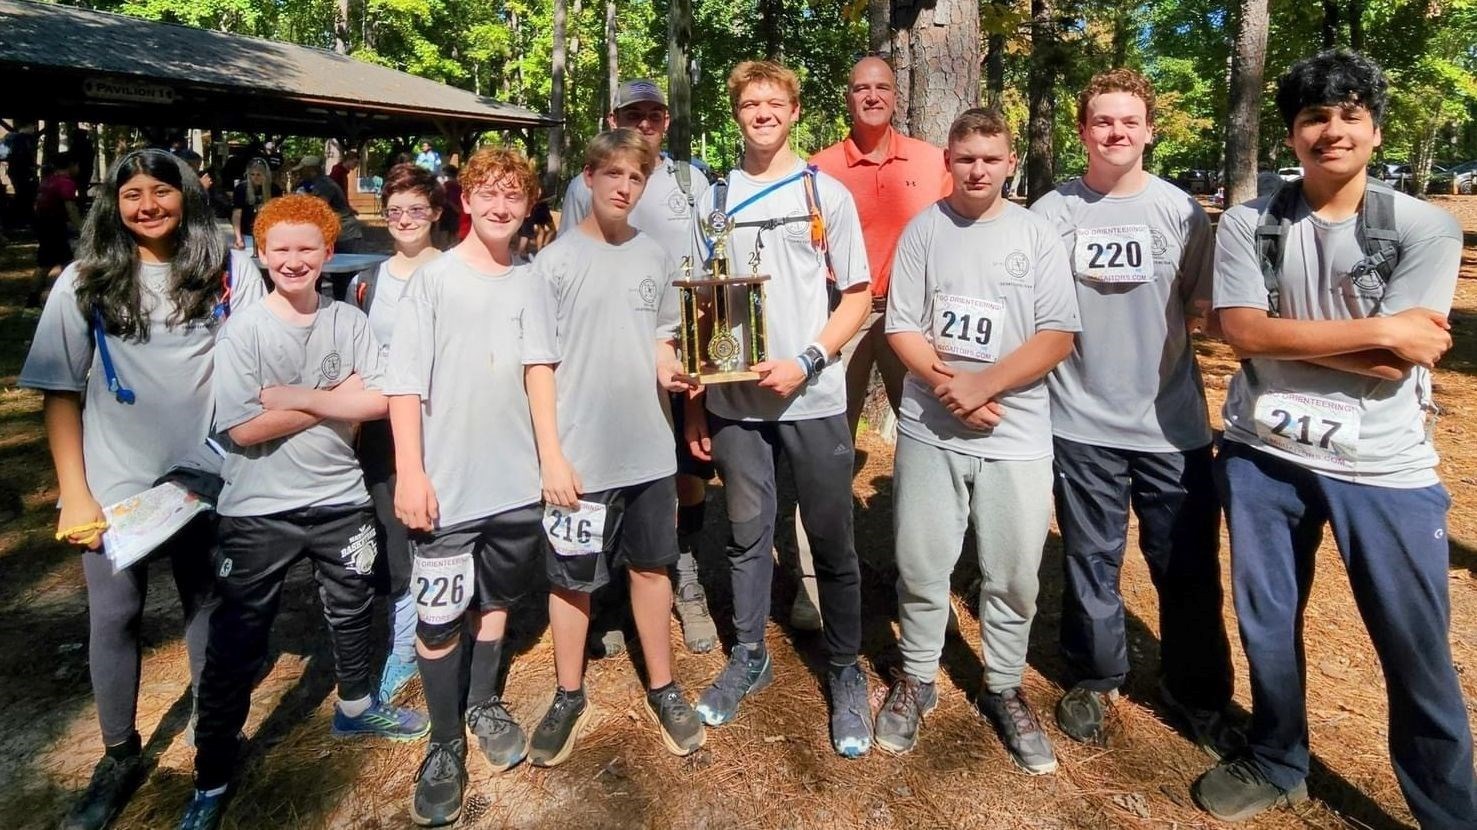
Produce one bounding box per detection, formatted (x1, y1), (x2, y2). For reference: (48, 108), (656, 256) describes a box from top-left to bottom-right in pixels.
(1253, 392), (1361, 467)
(543, 501), (608, 557)
(1073, 225), (1154, 284)
(932, 294), (1004, 363)
(411, 552), (474, 625)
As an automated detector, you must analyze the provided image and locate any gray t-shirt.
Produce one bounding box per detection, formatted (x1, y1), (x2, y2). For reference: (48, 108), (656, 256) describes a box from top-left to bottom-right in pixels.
(1214, 188), (1461, 487)
(19, 250), (267, 506)
(886, 200), (1081, 461)
(213, 298), (382, 516)
(349, 260), (415, 363)
(559, 156), (710, 262)
(382, 253), (547, 526)
(691, 161), (871, 422)
(522, 227), (681, 491)
(1032, 175), (1214, 451)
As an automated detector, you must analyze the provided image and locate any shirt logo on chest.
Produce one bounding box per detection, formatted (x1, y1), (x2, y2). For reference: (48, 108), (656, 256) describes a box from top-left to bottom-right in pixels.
(1004, 250), (1030, 280)
(1150, 228), (1169, 259)
(666, 189), (691, 216)
(319, 352), (343, 386)
(634, 277), (660, 311)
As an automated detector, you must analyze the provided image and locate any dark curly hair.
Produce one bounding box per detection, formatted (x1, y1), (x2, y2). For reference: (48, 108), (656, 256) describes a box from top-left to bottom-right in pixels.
(75, 149), (226, 340)
(1275, 49), (1388, 133)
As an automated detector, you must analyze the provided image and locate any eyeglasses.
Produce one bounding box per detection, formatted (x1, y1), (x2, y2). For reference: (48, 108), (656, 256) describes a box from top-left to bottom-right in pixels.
(385, 206), (434, 221)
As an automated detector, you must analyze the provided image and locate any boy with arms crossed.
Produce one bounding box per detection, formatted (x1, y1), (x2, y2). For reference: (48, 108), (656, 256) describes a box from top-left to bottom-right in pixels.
(385, 149), (548, 827)
(1196, 49), (1477, 823)
(1029, 69), (1236, 755)
(181, 195), (426, 830)
(523, 129), (705, 766)
(877, 109), (1078, 773)
(684, 60), (874, 758)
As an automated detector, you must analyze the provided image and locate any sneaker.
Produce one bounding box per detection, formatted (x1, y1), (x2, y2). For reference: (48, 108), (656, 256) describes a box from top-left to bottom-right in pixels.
(644, 684), (706, 756)
(1160, 679), (1245, 760)
(790, 580), (823, 631)
(588, 628), (627, 659)
(331, 700), (431, 741)
(465, 697), (528, 771)
(874, 672), (938, 755)
(377, 655), (420, 704)
(410, 739), (467, 828)
(695, 644), (773, 726)
(528, 688), (594, 767)
(980, 688), (1058, 774)
(1193, 754), (1309, 821)
(1055, 684), (1113, 745)
(176, 789), (225, 830)
(674, 582), (718, 654)
(61, 744), (144, 830)
(827, 662), (873, 758)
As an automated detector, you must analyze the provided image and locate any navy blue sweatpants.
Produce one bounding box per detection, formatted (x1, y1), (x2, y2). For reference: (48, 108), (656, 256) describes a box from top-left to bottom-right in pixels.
(1218, 441), (1477, 827)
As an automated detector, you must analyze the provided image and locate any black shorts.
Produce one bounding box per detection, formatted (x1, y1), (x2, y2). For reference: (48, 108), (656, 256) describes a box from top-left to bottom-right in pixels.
(670, 394), (716, 480)
(546, 476), (680, 593)
(35, 224), (72, 269)
(409, 503), (545, 616)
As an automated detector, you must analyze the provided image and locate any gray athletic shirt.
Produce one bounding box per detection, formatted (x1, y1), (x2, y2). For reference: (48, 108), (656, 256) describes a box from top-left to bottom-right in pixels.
(19, 250), (267, 506)
(559, 156), (710, 261)
(886, 200), (1080, 461)
(522, 227), (681, 491)
(691, 161), (871, 422)
(213, 298), (382, 516)
(382, 253), (546, 526)
(1214, 188), (1461, 488)
(349, 260), (414, 359)
(1032, 175), (1214, 451)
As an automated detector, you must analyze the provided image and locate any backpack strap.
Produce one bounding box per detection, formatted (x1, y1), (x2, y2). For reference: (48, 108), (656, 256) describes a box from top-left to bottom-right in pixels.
(1353, 177), (1401, 293)
(90, 306), (135, 405)
(1254, 180), (1301, 318)
(800, 165), (837, 284)
(211, 253), (234, 320)
(669, 154), (695, 210)
(353, 264), (381, 312)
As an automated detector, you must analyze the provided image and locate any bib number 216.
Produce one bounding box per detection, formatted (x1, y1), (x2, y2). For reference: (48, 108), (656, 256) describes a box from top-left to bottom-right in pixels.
(543, 501), (608, 556)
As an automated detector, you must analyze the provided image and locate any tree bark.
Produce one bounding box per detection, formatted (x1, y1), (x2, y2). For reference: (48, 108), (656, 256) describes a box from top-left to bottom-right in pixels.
(605, 0), (618, 114)
(1321, 0), (1340, 47)
(1026, 0), (1057, 204)
(1348, 0), (1364, 50)
(888, 0), (980, 145)
(334, 0), (350, 54)
(1225, 0), (1270, 207)
(867, 0), (890, 53)
(547, 0), (567, 193)
(759, 0), (784, 60)
(668, 0), (693, 165)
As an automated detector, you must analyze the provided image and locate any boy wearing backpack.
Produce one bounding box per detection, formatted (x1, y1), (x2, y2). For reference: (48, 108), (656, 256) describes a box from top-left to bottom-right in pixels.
(522, 128), (706, 767)
(181, 195), (428, 830)
(1196, 49), (1476, 823)
(683, 60), (874, 758)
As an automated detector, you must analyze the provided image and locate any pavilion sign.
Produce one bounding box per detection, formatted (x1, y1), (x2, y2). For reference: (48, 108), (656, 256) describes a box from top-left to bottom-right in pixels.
(83, 78), (176, 105)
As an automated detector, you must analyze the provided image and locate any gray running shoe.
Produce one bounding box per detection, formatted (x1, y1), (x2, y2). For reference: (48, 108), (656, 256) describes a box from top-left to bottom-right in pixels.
(645, 684), (706, 755)
(1159, 679), (1245, 760)
(696, 644), (773, 726)
(874, 672), (938, 755)
(1193, 754), (1309, 821)
(588, 628), (627, 659)
(529, 688), (594, 767)
(981, 688), (1058, 774)
(1055, 683), (1112, 745)
(465, 697), (528, 771)
(827, 662), (873, 758)
(411, 739), (467, 827)
(674, 582), (718, 654)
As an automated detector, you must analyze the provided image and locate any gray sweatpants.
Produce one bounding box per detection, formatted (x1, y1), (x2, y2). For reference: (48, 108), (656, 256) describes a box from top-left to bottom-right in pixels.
(893, 434), (1054, 691)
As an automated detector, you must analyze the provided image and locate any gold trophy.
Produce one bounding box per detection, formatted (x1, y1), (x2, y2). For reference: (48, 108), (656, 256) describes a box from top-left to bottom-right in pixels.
(674, 210), (770, 384)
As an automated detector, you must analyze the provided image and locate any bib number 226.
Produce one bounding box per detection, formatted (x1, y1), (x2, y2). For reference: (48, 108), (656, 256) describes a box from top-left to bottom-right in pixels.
(410, 552), (475, 625)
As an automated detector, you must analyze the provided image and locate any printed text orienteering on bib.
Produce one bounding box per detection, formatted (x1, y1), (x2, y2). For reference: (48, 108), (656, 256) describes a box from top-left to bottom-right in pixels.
(933, 294), (1005, 363)
(1253, 392), (1362, 468)
(543, 501), (608, 557)
(1073, 225), (1154, 284)
(411, 552), (474, 625)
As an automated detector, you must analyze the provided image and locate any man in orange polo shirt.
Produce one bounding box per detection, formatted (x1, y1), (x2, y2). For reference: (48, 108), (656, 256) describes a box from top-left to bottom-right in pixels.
(811, 55), (951, 438)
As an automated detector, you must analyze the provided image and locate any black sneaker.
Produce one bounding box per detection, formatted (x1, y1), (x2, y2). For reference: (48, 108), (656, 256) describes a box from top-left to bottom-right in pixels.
(827, 662), (873, 758)
(695, 644), (773, 726)
(1055, 684), (1114, 745)
(465, 697), (528, 771)
(1193, 754), (1309, 821)
(980, 688), (1058, 774)
(411, 739), (467, 828)
(61, 739), (144, 830)
(874, 672), (938, 755)
(1159, 679), (1245, 760)
(176, 789), (225, 830)
(644, 684), (706, 756)
(528, 688), (593, 767)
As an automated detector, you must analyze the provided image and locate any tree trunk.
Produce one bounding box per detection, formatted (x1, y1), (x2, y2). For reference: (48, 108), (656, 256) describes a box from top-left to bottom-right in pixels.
(334, 0), (350, 54)
(984, 32), (1005, 107)
(867, 0), (889, 53)
(547, 0), (566, 193)
(668, 0), (693, 165)
(1225, 0), (1270, 207)
(759, 0), (784, 60)
(1348, 0), (1364, 50)
(888, 0), (980, 145)
(1026, 0), (1057, 204)
(1321, 0), (1340, 47)
(605, 0), (618, 114)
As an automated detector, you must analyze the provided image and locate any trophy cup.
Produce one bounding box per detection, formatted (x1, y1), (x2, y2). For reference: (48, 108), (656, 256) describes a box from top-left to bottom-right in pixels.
(673, 210), (770, 383)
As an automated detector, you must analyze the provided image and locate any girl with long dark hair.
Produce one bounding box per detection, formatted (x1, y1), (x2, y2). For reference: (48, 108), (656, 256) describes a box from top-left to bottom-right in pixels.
(20, 148), (265, 830)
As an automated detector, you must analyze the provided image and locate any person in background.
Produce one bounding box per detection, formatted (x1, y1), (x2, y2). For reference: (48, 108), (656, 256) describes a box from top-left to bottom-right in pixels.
(416, 142), (443, 177)
(231, 159), (282, 253)
(330, 155), (360, 198)
(27, 152), (83, 308)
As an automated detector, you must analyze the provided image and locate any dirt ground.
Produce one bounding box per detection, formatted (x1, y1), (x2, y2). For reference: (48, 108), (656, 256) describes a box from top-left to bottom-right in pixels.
(1, 198), (1476, 829)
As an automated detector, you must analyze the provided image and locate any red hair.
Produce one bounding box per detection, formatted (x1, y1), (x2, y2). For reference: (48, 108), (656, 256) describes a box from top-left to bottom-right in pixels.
(253, 194), (340, 251)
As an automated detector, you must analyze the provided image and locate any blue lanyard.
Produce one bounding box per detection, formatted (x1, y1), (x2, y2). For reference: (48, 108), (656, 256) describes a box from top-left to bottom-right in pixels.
(91, 307), (136, 405)
(703, 169), (811, 256)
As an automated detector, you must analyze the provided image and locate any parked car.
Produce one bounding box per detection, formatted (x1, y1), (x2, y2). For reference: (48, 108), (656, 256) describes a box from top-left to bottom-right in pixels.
(1368, 162), (1417, 193)
(1173, 168), (1218, 195)
(1277, 166), (1303, 181)
(1429, 160), (1477, 195)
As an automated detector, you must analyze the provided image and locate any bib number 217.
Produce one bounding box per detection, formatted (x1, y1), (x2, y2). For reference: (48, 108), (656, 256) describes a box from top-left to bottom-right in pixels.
(1253, 392), (1360, 467)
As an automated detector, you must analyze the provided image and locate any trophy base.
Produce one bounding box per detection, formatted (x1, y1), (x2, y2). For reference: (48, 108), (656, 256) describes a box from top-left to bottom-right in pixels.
(695, 369), (762, 385)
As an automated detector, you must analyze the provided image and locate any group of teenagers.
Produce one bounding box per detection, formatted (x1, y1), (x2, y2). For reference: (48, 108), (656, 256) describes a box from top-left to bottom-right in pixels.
(19, 43), (1477, 830)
